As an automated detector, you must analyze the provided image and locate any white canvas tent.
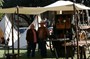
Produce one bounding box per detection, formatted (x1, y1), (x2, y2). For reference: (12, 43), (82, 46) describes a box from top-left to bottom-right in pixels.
(44, 1), (90, 59)
(45, 1), (90, 11)
(0, 15), (18, 47)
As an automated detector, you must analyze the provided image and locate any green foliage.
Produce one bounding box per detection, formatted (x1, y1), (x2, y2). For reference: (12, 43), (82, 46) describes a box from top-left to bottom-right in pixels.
(0, 13), (4, 20)
(0, 0), (4, 6)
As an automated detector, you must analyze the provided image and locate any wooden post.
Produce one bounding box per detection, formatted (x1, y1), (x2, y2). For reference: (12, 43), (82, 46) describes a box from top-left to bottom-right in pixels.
(16, 6), (20, 59)
(11, 14), (14, 54)
(73, 3), (80, 59)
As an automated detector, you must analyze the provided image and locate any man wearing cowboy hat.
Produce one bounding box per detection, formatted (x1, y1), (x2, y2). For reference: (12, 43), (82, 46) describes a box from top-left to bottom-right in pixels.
(38, 20), (49, 57)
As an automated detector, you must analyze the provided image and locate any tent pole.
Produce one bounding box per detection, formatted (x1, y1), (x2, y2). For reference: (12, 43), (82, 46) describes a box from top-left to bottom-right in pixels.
(37, 14), (39, 30)
(16, 6), (20, 59)
(73, 2), (80, 59)
(11, 14), (14, 54)
(64, 19), (67, 59)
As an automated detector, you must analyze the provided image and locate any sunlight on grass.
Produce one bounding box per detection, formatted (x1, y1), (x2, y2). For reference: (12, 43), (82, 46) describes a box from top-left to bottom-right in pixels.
(0, 48), (90, 59)
(0, 50), (4, 58)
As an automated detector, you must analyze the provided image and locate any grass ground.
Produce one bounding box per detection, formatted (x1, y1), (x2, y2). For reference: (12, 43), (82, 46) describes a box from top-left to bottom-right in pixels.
(0, 49), (56, 59)
(0, 48), (90, 59)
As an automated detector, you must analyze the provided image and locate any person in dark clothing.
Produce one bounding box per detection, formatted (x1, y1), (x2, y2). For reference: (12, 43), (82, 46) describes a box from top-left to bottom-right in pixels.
(26, 24), (37, 57)
(38, 20), (49, 57)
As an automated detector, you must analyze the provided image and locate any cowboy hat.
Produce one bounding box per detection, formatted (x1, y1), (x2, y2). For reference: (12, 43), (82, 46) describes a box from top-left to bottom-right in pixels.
(39, 20), (46, 24)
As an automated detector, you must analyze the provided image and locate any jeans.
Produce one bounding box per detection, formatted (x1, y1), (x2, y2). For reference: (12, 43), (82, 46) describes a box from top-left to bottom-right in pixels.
(38, 40), (47, 57)
(27, 42), (36, 57)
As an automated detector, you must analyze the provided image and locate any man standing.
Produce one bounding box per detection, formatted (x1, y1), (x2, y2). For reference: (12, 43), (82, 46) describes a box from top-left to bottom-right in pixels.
(38, 20), (49, 57)
(26, 24), (37, 57)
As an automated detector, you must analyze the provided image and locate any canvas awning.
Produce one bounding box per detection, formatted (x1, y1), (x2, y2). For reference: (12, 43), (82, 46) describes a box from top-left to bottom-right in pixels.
(18, 7), (46, 15)
(0, 7), (16, 13)
(0, 7), (47, 15)
(0, 1), (90, 14)
(45, 1), (90, 11)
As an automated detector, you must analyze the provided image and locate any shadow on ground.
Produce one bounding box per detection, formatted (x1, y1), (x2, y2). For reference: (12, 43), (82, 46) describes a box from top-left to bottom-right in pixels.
(19, 49), (56, 59)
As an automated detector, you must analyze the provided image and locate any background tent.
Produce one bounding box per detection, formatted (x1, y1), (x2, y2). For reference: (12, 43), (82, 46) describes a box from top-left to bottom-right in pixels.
(0, 15), (18, 47)
(0, 14), (41, 48)
(14, 15), (41, 48)
(15, 15), (41, 48)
